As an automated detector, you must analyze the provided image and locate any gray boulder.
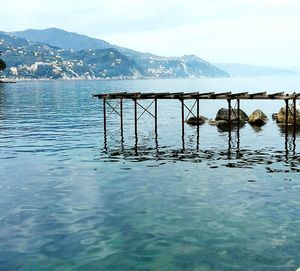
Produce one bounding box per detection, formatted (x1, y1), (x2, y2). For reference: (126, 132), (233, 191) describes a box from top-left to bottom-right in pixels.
(215, 108), (248, 124)
(186, 116), (207, 125)
(248, 109), (268, 126)
(276, 106), (300, 125)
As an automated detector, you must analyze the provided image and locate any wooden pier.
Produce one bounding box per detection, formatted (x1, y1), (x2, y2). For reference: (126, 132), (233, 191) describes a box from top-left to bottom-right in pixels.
(93, 91), (299, 149)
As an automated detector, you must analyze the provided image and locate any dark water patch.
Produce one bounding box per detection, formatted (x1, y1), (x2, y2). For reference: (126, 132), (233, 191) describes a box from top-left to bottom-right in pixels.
(99, 146), (300, 173)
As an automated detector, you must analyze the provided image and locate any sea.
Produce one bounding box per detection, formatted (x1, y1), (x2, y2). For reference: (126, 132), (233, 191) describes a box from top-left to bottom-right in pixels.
(0, 77), (300, 271)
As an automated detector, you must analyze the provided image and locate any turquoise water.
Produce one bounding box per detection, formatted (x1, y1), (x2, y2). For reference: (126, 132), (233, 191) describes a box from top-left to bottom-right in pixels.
(0, 78), (300, 271)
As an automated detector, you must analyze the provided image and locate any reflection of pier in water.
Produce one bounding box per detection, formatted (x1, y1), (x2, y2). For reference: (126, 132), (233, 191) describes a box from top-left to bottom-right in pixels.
(94, 91), (299, 162)
(100, 123), (299, 173)
(100, 134), (300, 174)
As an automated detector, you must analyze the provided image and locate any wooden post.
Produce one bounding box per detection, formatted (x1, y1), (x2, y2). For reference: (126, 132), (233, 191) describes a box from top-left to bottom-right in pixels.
(120, 98), (123, 135)
(181, 99), (185, 139)
(181, 99), (185, 149)
(134, 98), (138, 139)
(103, 98), (107, 150)
(237, 99), (240, 152)
(154, 98), (158, 135)
(293, 97), (297, 136)
(227, 99), (232, 156)
(237, 99), (240, 131)
(285, 99), (289, 135)
(228, 99), (232, 130)
(103, 98), (107, 135)
(197, 98), (200, 125)
(284, 99), (289, 158)
(196, 98), (200, 150)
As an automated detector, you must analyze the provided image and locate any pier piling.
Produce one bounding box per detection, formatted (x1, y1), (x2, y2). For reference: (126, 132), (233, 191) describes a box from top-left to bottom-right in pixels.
(94, 91), (299, 149)
(181, 99), (185, 142)
(155, 98), (158, 135)
(120, 98), (123, 136)
(227, 99), (232, 131)
(103, 98), (107, 135)
(285, 99), (289, 135)
(134, 98), (138, 139)
(197, 98), (200, 150)
(293, 96), (297, 136)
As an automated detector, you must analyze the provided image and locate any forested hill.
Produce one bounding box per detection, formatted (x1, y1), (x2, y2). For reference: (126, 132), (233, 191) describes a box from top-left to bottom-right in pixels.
(0, 29), (229, 79)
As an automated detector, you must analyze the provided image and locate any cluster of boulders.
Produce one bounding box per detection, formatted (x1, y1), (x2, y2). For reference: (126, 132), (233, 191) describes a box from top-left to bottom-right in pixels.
(186, 108), (269, 128)
(186, 105), (300, 128)
(274, 106), (300, 125)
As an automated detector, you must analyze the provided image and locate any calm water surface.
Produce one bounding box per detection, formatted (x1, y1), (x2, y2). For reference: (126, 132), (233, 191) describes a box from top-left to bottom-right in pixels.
(0, 78), (300, 271)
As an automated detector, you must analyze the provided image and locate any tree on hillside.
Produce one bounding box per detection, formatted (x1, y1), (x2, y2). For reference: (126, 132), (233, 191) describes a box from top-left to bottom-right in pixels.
(0, 51), (6, 71)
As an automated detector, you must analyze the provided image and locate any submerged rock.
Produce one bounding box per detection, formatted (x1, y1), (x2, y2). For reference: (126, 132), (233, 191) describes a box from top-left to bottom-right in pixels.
(186, 116), (207, 125)
(215, 108), (248, 123)
(248, 109), (268, 126)
(276, 106), (300, 125)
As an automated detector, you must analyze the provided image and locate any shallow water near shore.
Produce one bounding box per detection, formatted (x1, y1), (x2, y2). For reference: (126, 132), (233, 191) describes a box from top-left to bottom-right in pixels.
(0, 77), (300, 271)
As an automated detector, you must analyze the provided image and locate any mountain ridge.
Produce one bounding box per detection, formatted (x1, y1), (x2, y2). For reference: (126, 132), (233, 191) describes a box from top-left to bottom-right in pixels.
(8, 28), (111, 51)
(0, 32), (145, 79)
(1, 28), (229, 79)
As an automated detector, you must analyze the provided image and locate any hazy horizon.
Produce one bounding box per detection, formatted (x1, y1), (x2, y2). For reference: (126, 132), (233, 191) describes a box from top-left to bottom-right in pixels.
(1, 0), (300, 67)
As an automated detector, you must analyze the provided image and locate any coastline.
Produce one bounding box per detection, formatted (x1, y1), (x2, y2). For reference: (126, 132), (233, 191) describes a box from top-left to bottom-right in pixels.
(0, 76), (230, 83)
(1, 74), (300, 83)
(0, 79), (16, 83)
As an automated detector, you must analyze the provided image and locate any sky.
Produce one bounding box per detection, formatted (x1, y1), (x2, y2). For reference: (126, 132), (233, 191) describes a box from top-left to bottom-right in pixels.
(1, 0), (300, 67)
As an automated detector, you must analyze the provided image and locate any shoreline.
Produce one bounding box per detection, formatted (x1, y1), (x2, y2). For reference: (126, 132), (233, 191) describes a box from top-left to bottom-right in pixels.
(0, 76), (229, 82)
(1, 74), (300, 83)
(1, 74), (299, 83)
(0, 80), (17, 84)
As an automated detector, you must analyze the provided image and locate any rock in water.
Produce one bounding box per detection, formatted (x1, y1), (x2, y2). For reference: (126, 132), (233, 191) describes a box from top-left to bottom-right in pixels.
(248, 109), (268, 126)
(276, 106), (300, 125)
(216, 120), (230, 130)
(215, 108), (229, 121)
(215, 108), (248, 124)
(186, 116), (207, 125)
(238, 110), (249, 122)
(271, 113), (278, 120)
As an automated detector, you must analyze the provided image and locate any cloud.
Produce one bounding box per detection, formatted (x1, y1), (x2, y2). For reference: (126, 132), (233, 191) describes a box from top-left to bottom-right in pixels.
(104, 14), (300, 66)
(1, 0), (300, 66)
